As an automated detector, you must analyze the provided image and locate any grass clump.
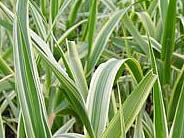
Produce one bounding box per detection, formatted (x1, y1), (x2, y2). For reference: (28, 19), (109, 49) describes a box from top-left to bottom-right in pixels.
(0, 0), (184, 138)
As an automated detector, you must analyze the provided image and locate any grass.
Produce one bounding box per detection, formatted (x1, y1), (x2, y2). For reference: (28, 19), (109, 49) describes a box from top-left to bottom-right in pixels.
(0, 0), (183, 137)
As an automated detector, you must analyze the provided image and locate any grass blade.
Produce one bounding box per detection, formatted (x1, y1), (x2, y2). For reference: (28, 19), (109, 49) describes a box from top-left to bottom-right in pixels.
(0, 56), (13, 75)
(170, 81), (184, 138)
(123, 14), (149, 54)
(148, 36), (168, 138)
(87, 0), (97, 59)
(46, 0), (72, 40)
(159, 0), (168, 24)
(0, 113), (5, 138)
(30, 2), (47, 40)
(0, 91), (16, 113)
(102, 71), (157, 138)
(50, 0), (59, 22)
(54, 118), (75, 136)
(67, 0), (83, 28)
(136, 12), (156, 37)
(161, 0), (177, 85)
(57, 19), (87, 46)
(134, 111), (144, 138)
(167, 66), (184, 124)
(86, 58), (143, 136)
(30, 30), (95, 137)
(86, 8), (129, 76)
(67, 41), (88, 100)
(117, 81), (125, 138)
(0, 74), (14, 92)
(40, 0), (46, 16)
(17, 114), (26, 138)
(13, 0), (51, 137)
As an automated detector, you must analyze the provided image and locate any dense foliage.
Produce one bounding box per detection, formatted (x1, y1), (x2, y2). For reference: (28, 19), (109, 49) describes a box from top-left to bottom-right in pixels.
(0, 0), (184, 137)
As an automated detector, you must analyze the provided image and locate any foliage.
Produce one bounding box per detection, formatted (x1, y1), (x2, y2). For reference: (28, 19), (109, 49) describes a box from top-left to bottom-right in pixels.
(0, 0), (183, 137)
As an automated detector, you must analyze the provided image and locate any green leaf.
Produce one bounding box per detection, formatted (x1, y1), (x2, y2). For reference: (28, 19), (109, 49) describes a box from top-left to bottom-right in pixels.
(0, 18), (13, 31)
(50, 0), (59, 22)
(40, 0), (46, 16)
(54, 118), (75, 136)
(161, 0), (177, 85)
(159, 0), (168, 24)
(102, 71), (157, 138)
(17, 114), (26, 138)
(86, 8), (129, 76)
(30, 30), (95, 137)
(56, 19), (87, 46)
(0, 56), (13, 75)
(136, 12), (156, 37)
(13, 0), (51, 137)
(0, 2), (14, 20)
(134, 111), (144, 138)
(148, 35), (168, 138)
(52, 35), (74, 79)
(117, 81), (125, 138)
(170, 81), (184, 138)
(67, 0), (83, 28)
(67, 41), (88, 100)
(3, 91), (18, 117)
(46, 0), (72, 40)
(143, 112), (154, 138)
(0, 113), (5, 138)
(86, 58), (143, 136)
(122, 14), (149, 54)
(0, 74), (14, 92)
(100, 0), (116, 11)
(87, 0), (97, 59)
(168, 66), (184, 124)
(30, 1), (47, 40)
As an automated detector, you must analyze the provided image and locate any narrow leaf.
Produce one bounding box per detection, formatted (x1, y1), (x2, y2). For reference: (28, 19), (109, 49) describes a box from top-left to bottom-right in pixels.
(102, 71), (157, 138)
(148, 36), (168, 138)
(86, 8), (129, 75)
(31, 30), (95, 137)
(54, 118), (75, 136)
(87, 58), (143, 136)
(161, 0), (177, 85)
(13, 0), (51, 137)
(170, 81), (184, 138)
(168, 66), (184, 123)
(87, 0), (97, 59)
(67, 41), (88, 100)
(0, 113), (5, 138)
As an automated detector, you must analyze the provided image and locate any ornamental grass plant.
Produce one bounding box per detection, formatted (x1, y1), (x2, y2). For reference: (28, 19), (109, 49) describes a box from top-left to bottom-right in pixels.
(0, 0), (184, 138)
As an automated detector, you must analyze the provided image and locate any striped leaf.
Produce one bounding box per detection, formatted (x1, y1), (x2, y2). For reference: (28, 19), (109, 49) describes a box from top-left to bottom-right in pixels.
(13, 0), (51, 137)
(67, 41), (88, 100)
(67, 0), (83, 28)
(136, 12), (156, 37)
(161, 0), (177, 85)
(54, 118), (76, 136)
(148, 36), (168, 138)
(170, 81), (184, 138)
(86, 58), (143, 136)
(0, 113), (5, 138)
(102, 71), (157, 138)
(168, 66), (184, 124)
(86, 8), (129, 75)
(17, 114), (26, 138)
(30, 30), (95, 137)
(87, 0), (97, 59)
